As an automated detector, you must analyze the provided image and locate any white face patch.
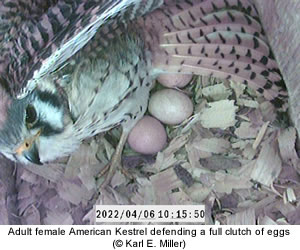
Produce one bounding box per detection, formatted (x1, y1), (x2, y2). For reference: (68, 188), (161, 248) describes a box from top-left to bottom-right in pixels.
(32, 98), (64, 132)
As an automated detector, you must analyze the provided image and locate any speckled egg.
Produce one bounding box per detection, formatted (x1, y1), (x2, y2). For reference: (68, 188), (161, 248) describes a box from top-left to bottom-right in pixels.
(128, 116), (167, 154)
(157, 73), (193, 88)
(148, 89), (193, 125)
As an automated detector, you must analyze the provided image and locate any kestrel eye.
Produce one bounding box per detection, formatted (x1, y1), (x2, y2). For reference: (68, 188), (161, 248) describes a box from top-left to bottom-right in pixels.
(25, 105), (37, 125)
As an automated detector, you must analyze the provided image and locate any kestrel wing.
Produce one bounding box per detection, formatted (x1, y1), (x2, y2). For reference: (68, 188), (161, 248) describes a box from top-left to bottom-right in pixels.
(0, 0), (58, 44)
(0, 0), (162, 98)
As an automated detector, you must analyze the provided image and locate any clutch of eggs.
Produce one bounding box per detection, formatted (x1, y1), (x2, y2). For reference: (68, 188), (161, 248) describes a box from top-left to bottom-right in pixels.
(128, 74), (193, 155)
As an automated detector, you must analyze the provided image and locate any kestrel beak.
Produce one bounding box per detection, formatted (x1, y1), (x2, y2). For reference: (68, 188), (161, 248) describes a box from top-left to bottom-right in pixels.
(15, 130), (43, 165)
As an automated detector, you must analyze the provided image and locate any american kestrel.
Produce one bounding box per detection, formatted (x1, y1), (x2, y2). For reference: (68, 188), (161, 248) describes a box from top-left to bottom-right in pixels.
(0, 0), (286, 186)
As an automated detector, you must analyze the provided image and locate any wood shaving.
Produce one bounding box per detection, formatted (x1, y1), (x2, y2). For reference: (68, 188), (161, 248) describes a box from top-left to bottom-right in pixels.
(201, 83), (232, 101)
(169, 189), (195, 205)
(235, 122), (259, 139)
(251, 141), (282, 187)
(284, 188), (297, 203)
(252, 121), (270, 150)
(173, 165), (194, 187)
(278, 127), (298, 161)
(230, 80), (246, 98)
(195, 138), (231, 154)
(226, 208), (256, 225)
(259, 216), (278, 225)
(199, 100), (238, 129)
(44, 211), (73, 225)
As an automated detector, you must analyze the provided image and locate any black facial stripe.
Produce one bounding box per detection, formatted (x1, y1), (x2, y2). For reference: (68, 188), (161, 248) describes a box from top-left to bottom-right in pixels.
(32, 120), (63, 137)
(36, 91), (62, 108)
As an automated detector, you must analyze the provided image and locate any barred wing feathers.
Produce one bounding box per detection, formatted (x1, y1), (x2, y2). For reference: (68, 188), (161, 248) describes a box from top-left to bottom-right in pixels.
(143, 0), (286, 107)
(0, 0), (162, 98)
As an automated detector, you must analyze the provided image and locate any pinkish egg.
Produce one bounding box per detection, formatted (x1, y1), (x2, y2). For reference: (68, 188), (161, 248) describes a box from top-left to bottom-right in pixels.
(128, 116), (167, 154)
(148, 89), (194, 125)
(157, 73), (193, 88)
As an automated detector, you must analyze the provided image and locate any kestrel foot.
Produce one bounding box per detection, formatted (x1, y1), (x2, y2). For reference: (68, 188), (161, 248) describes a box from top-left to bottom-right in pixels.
(98, 129), (133, 189)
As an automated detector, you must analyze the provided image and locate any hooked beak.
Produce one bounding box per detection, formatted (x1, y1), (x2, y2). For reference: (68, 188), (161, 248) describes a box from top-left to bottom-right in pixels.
(23, 143), (43, 165)
(15, 130), (43, 165)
